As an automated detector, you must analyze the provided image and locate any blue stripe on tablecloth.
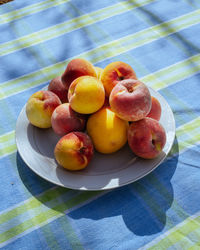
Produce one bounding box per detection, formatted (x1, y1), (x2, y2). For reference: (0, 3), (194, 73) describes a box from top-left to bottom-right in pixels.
(96, 24), (200, 78)
(127, 24), (200, 74)
(0, 1), (197, 83)
(159, 73), (200, 127)
(0, 0), (153, 45)
(1, 226), (50, 250)
(0, 6), (151, 82)
(0, 23), (199, 134)
(133, 0), (197, 25)
(0, 0), (45, 15)
(0, 153), (54, 211)
(0, 0), (197, 44)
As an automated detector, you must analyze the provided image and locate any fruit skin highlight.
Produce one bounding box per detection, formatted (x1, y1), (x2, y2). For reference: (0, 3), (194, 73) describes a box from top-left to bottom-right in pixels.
(147, 96), (162, 121)
(68, 76), (105, 114)
(61, 58), (97, 89)
(26, 90), (61, 128)
(87, 106), (128, 154)
(128, 117), (166, 159)
(51, 103), (87, 136)
(48, 76), (68, 103)
(101, 61), (137, 96)
(54, 132), (94, 171)
(109, 79), (151, 121)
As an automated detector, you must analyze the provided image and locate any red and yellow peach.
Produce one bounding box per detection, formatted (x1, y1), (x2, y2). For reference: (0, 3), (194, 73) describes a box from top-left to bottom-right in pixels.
(26, 90), (61, 128)
(147, 96), (162, 121)
(48, 76), (68, 103)
(61, 58), (97, 89)
(54, 132), (94, 171)
(51, 103), (86, 136)
(101, 61), (137, 96)
(128, 117), (166, 159)
(109, 79), (151, 121)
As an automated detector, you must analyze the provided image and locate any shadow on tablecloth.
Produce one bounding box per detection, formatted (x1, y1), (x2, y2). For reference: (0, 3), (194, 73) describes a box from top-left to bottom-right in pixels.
(67, 136), (179, 236)
(16, 136), (179, 236)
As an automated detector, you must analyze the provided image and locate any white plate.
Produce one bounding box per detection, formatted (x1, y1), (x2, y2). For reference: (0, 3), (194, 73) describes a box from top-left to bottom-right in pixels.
(16, 87), (175, 190)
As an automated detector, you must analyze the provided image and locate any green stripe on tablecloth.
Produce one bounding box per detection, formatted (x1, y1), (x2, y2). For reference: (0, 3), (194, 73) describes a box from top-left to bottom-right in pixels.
(57, 217), (84, 250)
(0, 187), (68, 224)
(40, 225), (61, 250)
(148, 215), (200, 249)
(0, 11), (199, 100)
(0, 131), (16, 157)
(0, 144), (16, 157)
(0, 131), (14, 142)
(142, 55), (200, 90)
(0, 0), (69, 24)
(0, 0), (155, 56)
(0, 191), (101, 244)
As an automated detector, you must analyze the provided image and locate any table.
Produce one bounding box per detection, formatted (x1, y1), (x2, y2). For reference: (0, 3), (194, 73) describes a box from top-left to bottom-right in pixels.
(0, 0), (200, 249)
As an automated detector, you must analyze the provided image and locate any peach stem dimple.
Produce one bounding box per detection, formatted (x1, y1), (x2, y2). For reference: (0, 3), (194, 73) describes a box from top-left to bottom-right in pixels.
(115, 68), (124, 81)
(118, 76), (124, 81)
(126, 85), (134, 93)
(79, 146), (86, 154)
(152, 139), (156, 146)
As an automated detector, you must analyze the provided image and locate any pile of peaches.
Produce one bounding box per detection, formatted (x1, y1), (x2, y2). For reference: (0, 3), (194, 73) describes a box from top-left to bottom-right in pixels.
(26, 58), (166, 171)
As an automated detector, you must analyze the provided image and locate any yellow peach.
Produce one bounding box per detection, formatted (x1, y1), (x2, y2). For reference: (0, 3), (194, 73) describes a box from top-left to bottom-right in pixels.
(87, 106), (128, 154)
(26, 90), (61, 128)
(54, 132), (94, 171)
(68, 76), (105, 114)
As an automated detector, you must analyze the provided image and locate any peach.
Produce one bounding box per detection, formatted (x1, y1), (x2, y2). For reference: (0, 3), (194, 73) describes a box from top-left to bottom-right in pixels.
(147, 96), (162, 121)
(68, 76), (105, 114)
(61, 58), (97, 89)
(128, 117), (166, 159)
(54, 132), (94, 171)
(26, 90), (61, 128)
(48, 76), (68, 103)
(87, 106), (128, 154)
(109, 79), (151, 121)
(95, 66), (103, 80)
(101, 61), (137, 96)
(51, 103), (86, 136)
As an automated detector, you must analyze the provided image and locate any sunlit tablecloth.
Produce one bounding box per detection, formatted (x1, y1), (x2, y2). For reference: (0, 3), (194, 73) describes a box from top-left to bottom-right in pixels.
(1, 0), (200, 249)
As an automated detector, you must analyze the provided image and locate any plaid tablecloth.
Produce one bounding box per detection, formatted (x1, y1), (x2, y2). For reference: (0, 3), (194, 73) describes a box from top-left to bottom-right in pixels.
(1, 0), (200, 249)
